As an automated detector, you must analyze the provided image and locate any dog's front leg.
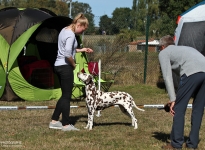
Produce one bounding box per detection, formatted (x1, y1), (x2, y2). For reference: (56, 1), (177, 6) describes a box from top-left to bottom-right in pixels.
(85, 106), (91, 129)
(88, 109), (95, 130)
(85, 107), (95, 130)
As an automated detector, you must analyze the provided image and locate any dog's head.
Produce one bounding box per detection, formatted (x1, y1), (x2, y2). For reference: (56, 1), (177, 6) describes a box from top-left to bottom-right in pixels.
(77, 72), (94, 84)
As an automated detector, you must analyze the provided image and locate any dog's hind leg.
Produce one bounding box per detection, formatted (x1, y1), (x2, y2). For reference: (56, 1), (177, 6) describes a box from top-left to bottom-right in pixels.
(121, 104), (138, 129)
(119, 105), (130, 118)
(119, 105), (138, 129)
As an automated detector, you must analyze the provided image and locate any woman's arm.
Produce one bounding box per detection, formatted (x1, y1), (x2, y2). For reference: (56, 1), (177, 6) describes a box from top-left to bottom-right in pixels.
(67, 48), (93, 70)
(76, 48), (93, 53)
(66, 56), (76, 69)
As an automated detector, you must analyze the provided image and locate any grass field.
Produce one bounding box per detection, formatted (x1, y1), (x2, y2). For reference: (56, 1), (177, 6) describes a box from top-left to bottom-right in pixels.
(0, 84), (205, 150)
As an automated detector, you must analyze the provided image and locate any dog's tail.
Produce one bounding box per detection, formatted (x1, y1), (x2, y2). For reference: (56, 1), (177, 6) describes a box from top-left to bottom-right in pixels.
(132, 101), (145, 111)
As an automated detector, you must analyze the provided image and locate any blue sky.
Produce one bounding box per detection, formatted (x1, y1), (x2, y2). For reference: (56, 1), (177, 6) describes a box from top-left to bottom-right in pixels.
(74, 0), (133, 17)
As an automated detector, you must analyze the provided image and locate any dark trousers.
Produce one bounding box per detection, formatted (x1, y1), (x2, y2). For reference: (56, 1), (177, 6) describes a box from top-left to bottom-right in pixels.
(51, 65), (74, 126)
(171, 72), (205, 148)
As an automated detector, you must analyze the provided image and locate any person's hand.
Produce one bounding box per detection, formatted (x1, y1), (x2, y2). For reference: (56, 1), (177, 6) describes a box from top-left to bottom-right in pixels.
(84, 48), (93, 53)
(169, 101), (175, 116)
(72, 64), (76, 70)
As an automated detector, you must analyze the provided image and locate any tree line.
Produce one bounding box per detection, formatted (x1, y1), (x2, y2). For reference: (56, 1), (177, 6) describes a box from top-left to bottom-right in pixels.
(0, 0), (204, 39)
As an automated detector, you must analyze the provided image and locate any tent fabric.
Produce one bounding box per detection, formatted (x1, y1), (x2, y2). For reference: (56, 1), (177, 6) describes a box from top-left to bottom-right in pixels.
(173, 1), (205, 90)
(0, 79), (19, 101)
(0, 63), (6, 97)
(0, 7), (53, 45)
(175, 1), (205, 54)
(0, 7), (88, 101)
(177, 21), (205, 55)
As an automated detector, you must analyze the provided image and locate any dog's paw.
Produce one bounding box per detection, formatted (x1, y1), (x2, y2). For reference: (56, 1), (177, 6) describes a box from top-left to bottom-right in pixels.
(134, 124), (138, 129)
(84, 125), (89, 129)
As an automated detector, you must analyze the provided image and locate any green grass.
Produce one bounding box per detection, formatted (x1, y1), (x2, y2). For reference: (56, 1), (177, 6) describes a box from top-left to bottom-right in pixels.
(0, 84), (205, 150)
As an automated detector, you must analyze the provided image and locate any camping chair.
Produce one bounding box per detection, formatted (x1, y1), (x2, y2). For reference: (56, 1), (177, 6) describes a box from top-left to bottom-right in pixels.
(72, 63), (85, 100)
(83, 61), (115, 92)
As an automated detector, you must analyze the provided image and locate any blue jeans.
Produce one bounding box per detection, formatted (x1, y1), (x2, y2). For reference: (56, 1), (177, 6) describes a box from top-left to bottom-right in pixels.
(51, 65), (74, 126)
(171, 72), (205, 148)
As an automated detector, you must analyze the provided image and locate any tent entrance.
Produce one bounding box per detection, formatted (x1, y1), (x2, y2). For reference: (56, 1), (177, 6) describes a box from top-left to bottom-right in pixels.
(16, 23), (62, 90)
(0, 8), (86, 101)
(17, 40), (59, 89)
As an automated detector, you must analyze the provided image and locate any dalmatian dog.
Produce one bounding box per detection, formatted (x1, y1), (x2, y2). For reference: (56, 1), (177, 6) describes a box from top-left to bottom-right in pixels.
(77, 72), (145, 130)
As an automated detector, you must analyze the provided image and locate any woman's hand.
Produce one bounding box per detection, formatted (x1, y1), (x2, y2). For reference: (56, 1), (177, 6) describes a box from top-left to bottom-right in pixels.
(84, 48), (93, 53)
(72, 64), (76, 70)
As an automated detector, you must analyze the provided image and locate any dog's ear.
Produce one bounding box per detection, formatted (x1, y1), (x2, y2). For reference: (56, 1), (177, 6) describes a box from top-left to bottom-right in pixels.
(85, 75), (92, 84)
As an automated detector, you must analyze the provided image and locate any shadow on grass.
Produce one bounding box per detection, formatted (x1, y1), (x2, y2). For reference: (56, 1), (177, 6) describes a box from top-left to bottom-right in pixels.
(69, 114), (132, 128)
(69, 115), (132, 128)
(152, 131), (189, 143)
(152, 132), (170, 143)
(67, 115), (87, 125)
(94, 122), (131, 127)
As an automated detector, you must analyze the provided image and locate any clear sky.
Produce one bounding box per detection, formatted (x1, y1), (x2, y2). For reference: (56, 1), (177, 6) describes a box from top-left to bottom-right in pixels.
(74, 0), (133, 17)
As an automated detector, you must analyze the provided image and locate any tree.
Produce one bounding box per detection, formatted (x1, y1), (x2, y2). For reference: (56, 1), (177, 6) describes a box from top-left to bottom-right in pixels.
(146, 0), (160, 38)
(111, 7), (132, 34)
(147, 0), (159, 21)
(26, 0), (39, 8)
(130, 0), (137, 30)
(99, 15), (112, 35)
(47, 0), (56, 8)
(55, 0), (68, 16)
(135, 0), (147, 34)
(158, 0), (204, 35)
(0, 0), (9, 7)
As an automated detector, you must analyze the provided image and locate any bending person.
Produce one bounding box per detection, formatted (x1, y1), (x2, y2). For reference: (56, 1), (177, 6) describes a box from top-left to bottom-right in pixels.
(159, 35), (205, 149)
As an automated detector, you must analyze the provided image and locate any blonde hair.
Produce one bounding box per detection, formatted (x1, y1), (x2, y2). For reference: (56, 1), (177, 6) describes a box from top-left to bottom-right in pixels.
(70, 13), (89, 31)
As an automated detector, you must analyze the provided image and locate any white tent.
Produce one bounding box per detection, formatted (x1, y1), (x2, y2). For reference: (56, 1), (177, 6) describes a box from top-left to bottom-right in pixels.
(174, 1), (205, 55)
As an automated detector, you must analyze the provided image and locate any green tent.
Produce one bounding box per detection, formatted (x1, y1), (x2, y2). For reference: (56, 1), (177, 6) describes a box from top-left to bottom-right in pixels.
(0, 7), (87, 101)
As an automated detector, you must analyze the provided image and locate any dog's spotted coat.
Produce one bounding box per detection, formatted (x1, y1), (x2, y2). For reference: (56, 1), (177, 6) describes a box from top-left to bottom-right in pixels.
(77, 72), (145, 130)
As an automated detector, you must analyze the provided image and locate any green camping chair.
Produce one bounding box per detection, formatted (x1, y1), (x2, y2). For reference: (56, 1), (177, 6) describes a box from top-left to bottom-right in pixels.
(72, 63), (85, 100)
(83, 62), (114, 92)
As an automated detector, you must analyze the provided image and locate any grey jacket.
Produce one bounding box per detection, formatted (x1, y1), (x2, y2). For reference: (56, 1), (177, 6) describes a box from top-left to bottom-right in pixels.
(159, 45), (205, 101)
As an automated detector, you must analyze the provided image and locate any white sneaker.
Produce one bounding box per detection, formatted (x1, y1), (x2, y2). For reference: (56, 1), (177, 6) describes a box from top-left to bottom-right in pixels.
(62, 124), (80, 131)
(49, 121), (63, 129)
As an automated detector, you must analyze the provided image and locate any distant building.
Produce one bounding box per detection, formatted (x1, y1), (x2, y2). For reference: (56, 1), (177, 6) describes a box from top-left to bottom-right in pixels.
(128, 39), (159, 52)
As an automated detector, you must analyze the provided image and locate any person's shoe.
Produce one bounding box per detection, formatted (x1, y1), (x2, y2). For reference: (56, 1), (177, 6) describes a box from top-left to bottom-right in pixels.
(62, 124), (80, 131)
(161, 143), (182, 150)
(49, 121), (63, 129)
(184, 144), (197, 150)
